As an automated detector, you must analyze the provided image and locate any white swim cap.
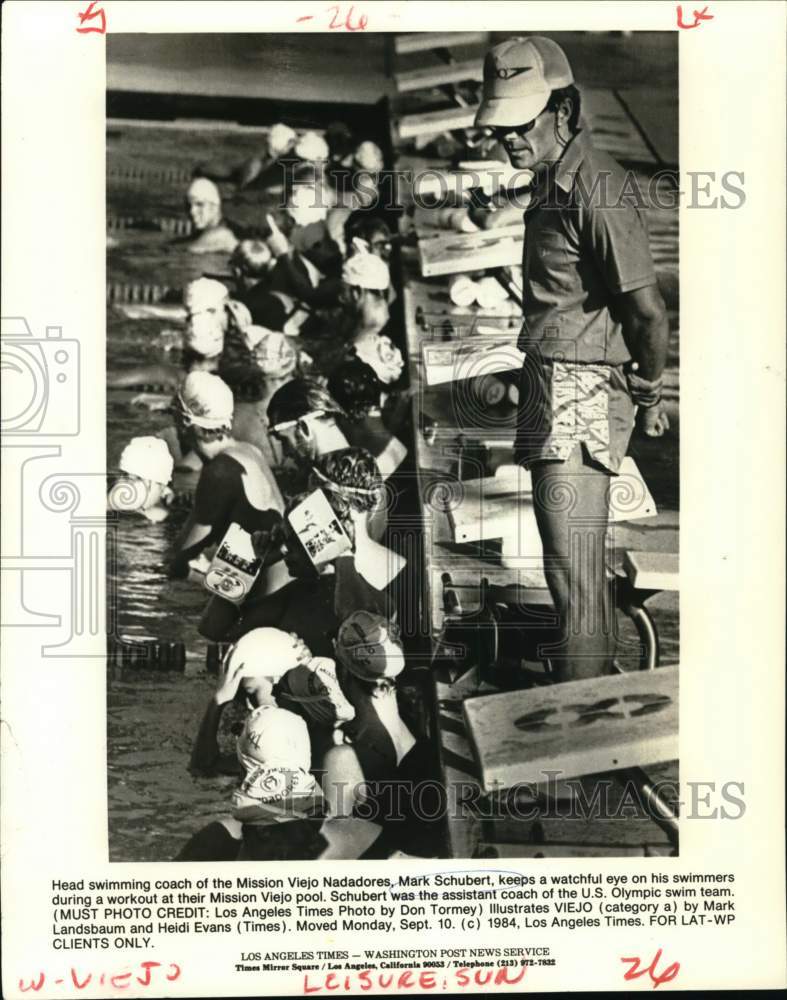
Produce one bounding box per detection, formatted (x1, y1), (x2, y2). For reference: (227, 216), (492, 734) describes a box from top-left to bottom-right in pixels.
(118, 436), (174, 486)
(294, 130), (330, 162)
(183, 277), (229, 313)
(288, 184), (329, 226)
(354, 332), (404, 385)
(249, 329), (299, 378)
(268, 123), (297, 158)
(187, 177), (222, 205)
(342, 251), (390, 292)
(177, 371), (234, 429)
(354, 140), (384, 172)
(234, 705), (316, 804)
(226, 627), (312, 681)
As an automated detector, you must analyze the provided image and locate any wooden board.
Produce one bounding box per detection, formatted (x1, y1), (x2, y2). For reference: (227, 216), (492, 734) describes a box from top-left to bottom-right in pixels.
(394, 57), (484, 94)
(418, 224), (523, 277)
(396, 105), (478, 141)
(395, 59), (483, 94)
(624, 550), (680, 592)
(463, 666), (678, 793)
(394, 32), (489, 55)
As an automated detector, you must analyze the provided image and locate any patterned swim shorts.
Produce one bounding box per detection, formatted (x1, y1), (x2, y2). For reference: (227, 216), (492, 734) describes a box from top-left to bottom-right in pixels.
(513, 355), (636, 474)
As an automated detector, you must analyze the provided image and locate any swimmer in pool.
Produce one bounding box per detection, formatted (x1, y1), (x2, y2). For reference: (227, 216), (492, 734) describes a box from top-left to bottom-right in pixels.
(183, 177), (239, 255)
(107, 436), (175, 523)
(108, 277), (230, 395)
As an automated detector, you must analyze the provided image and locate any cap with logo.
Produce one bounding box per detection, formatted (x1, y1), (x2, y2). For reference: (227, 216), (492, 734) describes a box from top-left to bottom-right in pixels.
(474, 36), (573, 129)
(177, 370), (234, 429)
(335, 611), (404, 682)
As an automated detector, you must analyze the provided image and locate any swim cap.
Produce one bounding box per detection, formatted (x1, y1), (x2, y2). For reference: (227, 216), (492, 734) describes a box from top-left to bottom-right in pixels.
(256, 330), (299, 378)
(225, 298), (252, 335)
(225, 627), (312, 681)
(335, 611), (405, 681)
(177, 370), (234, 429)
(118, 436), (174, 486)
(294, 130), (330, 162)
(268, 123), (297, 158)
(342, 252), (390, 292)
(354, 140), (384, 172)
(187, 177), (222, 206)
(184, 321), (224, 359)
(278, 657), (356, 728)
(234, 705), (316, 805)
(354, 332), (404, 384)
(288, 184), (329, 227)
(183, 277), (229, 314)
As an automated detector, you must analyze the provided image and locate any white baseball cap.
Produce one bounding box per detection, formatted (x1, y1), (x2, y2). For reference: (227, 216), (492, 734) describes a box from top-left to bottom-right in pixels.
(342, 251), (390, 292)
(475, 36), (573, 129)
(118, 436), (174, 486)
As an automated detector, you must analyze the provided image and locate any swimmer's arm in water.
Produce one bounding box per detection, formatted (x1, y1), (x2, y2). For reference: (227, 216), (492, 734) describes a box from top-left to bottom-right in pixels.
(190, 652), (252, 774)
(169, 457), (236, 575)
(169, 516), (212, 578)
(189, 700), (240, 776)
(107, 364), (181, 390)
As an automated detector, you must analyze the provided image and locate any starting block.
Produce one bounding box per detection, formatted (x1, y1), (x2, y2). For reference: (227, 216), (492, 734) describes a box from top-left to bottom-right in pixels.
(463, 665), (678, 793)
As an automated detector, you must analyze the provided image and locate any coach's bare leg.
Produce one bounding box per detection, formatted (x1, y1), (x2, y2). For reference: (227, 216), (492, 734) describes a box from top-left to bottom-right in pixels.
(531, 445), (612, 681)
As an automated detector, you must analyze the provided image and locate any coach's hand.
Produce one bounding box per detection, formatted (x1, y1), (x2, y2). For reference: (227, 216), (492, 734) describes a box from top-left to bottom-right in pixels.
(638, 400), (670, 437)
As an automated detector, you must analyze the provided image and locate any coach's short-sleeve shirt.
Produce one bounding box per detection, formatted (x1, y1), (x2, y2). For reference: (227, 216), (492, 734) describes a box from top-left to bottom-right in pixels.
(518, 129), (657, 365)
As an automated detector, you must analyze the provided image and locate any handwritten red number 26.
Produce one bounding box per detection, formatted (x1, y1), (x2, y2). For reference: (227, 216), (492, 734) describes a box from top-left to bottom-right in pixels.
(327, 5), (368, 31)
(621, 949), (680, 989)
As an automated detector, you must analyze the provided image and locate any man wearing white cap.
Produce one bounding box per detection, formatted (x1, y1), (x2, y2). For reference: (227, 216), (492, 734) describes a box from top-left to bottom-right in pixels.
(169, 371), (284, 588)
(184, 177), (239, 254)
(475, 36), (669, 680)
(108, 436), (174, 522)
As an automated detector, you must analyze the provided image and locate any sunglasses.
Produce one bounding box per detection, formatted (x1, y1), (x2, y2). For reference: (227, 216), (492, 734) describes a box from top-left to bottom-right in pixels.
(489, 110), (550, 142)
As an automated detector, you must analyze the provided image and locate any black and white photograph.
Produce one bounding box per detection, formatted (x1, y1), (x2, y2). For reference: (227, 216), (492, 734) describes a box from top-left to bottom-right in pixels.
(3, 3), (786, 995)
(105, 29), (680, 863)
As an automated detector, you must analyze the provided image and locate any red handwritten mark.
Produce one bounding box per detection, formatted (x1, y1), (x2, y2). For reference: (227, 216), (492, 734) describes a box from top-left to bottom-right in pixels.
(621, 949), (681, 989)
(296, 15), (314, 21)
(76, 0), (106, 33)
(18, 973), (45, 993)
(676, 4), (713, 28)
(70, 968), (92, 989)
(324, 4), (368, 30)
(18, 962), (181, 992)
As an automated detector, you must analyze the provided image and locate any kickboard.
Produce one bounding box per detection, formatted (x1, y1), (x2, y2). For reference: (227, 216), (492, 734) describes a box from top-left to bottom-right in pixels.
(463, 666), (678, 793)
